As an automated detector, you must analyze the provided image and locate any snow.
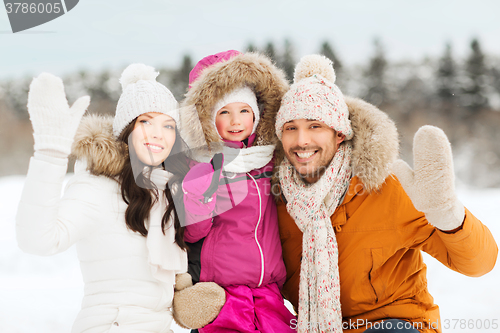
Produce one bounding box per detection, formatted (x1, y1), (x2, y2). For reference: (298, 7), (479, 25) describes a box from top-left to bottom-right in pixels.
(1, 175), (499, 332)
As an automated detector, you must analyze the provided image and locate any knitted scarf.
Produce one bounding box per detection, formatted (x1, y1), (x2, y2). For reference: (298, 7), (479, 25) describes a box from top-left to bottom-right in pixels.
(279, 142), (353, 333)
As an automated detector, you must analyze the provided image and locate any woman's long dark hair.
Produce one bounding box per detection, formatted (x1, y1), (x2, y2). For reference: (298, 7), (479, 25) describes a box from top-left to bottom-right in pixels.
(117, 118), (190, 250)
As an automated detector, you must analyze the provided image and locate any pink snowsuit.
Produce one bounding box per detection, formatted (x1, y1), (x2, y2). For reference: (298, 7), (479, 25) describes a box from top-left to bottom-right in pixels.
(183, 135), (295, 332)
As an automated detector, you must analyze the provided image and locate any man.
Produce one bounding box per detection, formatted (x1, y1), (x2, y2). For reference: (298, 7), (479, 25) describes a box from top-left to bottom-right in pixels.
(274, 55), (497, 333)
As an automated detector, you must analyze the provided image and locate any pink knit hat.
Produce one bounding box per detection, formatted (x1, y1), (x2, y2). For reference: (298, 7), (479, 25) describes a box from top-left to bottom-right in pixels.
(275, 54), (353, 140)
(189, 50), (242, 87)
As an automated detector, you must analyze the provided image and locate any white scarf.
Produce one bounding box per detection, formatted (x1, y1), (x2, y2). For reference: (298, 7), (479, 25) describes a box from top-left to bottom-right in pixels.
(146, 169), (187, 289)
(190, 143), (275, 173)
(278, 142), (353, 333)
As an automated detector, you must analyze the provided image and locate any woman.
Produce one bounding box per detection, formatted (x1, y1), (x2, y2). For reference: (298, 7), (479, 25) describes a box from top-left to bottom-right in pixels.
(16, 64), (188, 333)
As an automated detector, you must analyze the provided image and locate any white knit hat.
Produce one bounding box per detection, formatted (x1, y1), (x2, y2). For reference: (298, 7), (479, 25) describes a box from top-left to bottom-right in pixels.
(212, 85), (260, 136)
(275, 55), (353, 140)
(113, 63), (179, 137)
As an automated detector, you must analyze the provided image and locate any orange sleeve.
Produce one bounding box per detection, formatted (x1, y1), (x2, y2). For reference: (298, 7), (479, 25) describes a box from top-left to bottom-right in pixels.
(423, 207), (498, 276)
(276, 198), (302, 311)
(390, 175), (498, 277)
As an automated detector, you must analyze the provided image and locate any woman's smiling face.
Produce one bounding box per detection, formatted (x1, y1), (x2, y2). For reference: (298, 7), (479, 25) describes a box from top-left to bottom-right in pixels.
(131, 112), (176, 166)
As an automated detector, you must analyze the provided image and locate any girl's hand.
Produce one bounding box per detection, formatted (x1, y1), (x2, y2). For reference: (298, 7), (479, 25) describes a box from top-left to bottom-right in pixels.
(182, 153), (224, 213)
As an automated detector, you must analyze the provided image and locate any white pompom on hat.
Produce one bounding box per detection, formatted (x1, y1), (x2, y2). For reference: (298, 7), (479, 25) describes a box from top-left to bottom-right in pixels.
(212, 85), (260, 137)
(275, 54), (353, 140)
(113, 63), (179, 137)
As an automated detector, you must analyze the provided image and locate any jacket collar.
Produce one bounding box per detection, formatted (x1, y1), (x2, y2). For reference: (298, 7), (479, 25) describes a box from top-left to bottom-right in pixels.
(222, 133), (257, 149)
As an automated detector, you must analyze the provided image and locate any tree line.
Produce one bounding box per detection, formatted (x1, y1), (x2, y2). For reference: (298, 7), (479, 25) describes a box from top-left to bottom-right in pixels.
(1, 38), (499, 187)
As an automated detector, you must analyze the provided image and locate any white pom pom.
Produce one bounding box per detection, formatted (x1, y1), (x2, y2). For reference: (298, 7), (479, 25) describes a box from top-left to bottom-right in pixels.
(119, 63), (159, 90)
(293, 54), (336, 84)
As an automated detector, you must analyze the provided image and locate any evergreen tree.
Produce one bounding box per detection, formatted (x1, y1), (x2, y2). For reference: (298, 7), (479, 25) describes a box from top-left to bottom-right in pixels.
(488, 61), (500, 111)
(86, 70), (112, 101)
(320, 41), (343, 75)
(492, 65), (500, 98)
(170, 54), (193, 100)
(3, 78), (30, 119)
(462, 38), (489, 112)
(436, 42), (458, 103)
(363, 38), (388, 106)
(81, 70), (118, 115)
(282, 39), (295, 82)
(320, 41), (344, 89)
(264, 42), (278, 63)
(246, 42), (258, 53)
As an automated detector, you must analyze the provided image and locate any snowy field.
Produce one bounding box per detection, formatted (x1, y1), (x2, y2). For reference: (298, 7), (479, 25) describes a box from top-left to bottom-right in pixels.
(1, 175), (499, 333)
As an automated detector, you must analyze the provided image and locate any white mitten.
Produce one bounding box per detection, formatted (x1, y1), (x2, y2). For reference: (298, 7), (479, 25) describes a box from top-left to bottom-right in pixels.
(28, 73), (90, 157)
(392, 125), (465, 231)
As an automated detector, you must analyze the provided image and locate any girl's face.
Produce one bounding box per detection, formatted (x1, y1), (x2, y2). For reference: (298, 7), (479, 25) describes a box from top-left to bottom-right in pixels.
(215, 102), (254, 141)
(131, 112), (176, 166)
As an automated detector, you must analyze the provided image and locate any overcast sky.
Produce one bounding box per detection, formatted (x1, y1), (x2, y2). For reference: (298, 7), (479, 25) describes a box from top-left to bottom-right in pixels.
(1, 0), (500, 80)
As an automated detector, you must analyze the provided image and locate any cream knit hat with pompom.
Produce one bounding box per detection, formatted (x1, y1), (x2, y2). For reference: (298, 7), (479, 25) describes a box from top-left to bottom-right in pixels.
(113, 63), (179, 137)
(275, 54), (353, 140)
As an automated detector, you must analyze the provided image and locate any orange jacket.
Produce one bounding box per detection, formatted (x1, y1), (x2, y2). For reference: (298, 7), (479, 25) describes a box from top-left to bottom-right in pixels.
(278, 175), (498, 333)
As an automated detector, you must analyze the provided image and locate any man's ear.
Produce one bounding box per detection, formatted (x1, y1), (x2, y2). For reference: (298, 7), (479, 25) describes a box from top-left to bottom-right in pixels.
(336, 132), (346, 145)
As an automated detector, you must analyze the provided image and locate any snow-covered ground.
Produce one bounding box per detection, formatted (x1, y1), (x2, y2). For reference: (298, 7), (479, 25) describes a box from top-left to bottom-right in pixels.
(1, 175), (498, 332)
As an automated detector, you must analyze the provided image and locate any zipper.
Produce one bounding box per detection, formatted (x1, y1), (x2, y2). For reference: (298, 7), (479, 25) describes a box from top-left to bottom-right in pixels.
(248, 173), (265, 287)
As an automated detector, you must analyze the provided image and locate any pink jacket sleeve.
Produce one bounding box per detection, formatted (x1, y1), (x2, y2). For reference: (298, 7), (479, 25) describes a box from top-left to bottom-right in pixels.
(182, 161), (219, 243)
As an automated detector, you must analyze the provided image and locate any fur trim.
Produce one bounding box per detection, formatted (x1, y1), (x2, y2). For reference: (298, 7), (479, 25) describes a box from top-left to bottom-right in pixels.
(180, 52), (289, 151)
(71, 114), (127, 177)
(347, 97), (399, 192)
(272, 97), (399, 195)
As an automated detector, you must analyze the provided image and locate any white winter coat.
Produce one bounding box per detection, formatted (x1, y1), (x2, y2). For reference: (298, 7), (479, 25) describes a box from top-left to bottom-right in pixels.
(16, 115), (187, 333)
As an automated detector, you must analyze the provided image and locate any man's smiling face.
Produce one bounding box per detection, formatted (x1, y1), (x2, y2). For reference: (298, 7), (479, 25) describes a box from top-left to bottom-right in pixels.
(281, 119), (345, 183)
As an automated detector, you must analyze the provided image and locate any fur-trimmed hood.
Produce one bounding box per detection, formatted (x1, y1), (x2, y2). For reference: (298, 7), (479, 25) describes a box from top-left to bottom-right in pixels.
(179, 52), (289, 151)
(273, 96), (399, 193)
(71, 114), (127, 177)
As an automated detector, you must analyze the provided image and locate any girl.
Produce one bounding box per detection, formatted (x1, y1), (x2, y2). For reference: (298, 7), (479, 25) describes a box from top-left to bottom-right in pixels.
(174, 51), (296, 333)
(16, 64), (188, 333)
